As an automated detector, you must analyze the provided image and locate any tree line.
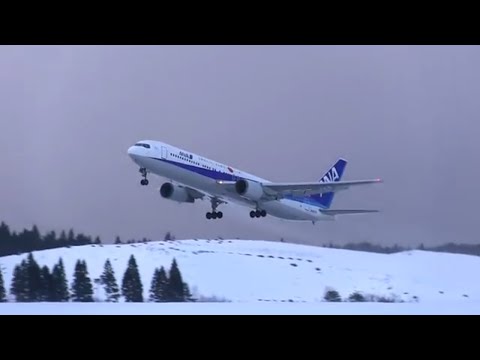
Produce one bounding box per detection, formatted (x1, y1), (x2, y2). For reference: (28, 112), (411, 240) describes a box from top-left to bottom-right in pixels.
(0, 253), (194, 303)
(322, 241), (480, 257)
(0, 220), (176, 257)
(2, 218), (480, 259)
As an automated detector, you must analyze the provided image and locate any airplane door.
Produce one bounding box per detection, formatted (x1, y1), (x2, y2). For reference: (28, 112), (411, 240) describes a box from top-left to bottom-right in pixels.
(161, 146), (168, 159)
(229, 167), (237, 181)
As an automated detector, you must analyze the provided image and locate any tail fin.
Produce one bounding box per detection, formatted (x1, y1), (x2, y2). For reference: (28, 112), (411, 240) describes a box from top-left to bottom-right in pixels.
(310, 158), (347, 209)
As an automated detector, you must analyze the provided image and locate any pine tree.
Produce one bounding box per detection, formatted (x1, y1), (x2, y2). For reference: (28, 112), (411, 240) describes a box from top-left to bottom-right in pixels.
(166, 258), (187, 302)
(10, 260), (28, 301)
(100, 259), (120, 302)
(58, 230), (68, 247)
(51, 258), (69, 301)
(0, 267), (6, 302)
(149, 266), (168, 302)
(40, 265), (52, 301)
(0, 221), (10, 239)
(149, 268), (159, 302)
(71, 259), (94, 302)
(121, 255), (143, 302)
(183, 281), (195, 302)
(67, 229), (75, 246)
(25, 253), (42, 301)
(114, 236), (122, 244)
(94, 236), (101, 245)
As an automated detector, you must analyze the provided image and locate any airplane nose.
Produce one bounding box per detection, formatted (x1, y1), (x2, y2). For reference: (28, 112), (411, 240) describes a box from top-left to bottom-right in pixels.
(127, 146), (140, 159)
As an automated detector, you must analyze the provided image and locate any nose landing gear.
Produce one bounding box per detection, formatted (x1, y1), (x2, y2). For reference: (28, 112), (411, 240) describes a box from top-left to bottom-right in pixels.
(139, 168), (149, 186)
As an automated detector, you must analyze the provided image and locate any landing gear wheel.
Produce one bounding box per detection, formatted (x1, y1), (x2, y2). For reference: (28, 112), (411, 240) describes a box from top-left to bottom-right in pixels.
(206, 197), (224, 220)
(139, 167), (148, 185)
(206, 211), (223, 220)
(250, 209), (267, 218)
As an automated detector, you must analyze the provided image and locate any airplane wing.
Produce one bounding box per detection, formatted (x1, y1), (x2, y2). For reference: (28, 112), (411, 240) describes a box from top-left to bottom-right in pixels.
(261, 179), (383, 198)
(178, 184), (229, 205)
(181, 185), (207, 200)
(217, 178), (382, 200)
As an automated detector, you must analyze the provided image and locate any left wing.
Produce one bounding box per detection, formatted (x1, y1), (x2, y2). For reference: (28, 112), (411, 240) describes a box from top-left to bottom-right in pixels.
(217, 178), (382, 200)
(261, 179), (383, 198)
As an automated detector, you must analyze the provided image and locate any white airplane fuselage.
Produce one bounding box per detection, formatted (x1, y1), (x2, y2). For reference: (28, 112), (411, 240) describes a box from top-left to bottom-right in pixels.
(127, 140), (379, 222)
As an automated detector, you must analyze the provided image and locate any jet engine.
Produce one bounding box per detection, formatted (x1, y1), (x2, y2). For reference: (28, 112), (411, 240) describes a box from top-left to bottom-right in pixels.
(234, 179), (264, 200)
(159, 182), (195, 203)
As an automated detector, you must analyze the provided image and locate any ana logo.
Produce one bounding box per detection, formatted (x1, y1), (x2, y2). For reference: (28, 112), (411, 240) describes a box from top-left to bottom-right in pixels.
(321, 166), (339, 183)
(179, 151), (192, 159)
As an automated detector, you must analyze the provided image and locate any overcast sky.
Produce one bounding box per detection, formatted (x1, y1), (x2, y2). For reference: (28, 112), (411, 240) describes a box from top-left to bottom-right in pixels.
(1, 45), (479, 247)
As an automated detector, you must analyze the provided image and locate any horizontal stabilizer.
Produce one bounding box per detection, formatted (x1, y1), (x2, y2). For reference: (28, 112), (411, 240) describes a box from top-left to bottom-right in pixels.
(320, 209), (380, 215)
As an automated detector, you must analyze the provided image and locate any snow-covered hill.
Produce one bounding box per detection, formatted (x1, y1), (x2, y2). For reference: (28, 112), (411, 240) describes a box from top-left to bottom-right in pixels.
(1, 239), (479, 304)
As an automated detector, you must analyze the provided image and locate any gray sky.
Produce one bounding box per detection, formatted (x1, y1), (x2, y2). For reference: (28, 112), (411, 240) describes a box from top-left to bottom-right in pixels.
(1, 45), (479, 247)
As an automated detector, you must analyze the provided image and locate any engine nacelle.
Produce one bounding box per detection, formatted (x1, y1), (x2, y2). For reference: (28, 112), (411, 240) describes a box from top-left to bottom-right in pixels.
(159, 182), (195, 203)
(234, 179), (264, 200)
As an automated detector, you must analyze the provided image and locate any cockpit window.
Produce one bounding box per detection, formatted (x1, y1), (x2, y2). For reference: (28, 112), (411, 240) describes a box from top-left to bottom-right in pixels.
(134, 143), (150, 149)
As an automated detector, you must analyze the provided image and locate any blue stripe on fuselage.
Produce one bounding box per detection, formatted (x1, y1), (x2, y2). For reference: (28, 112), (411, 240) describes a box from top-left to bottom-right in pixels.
(149, 157), (327, 209)
(150, 157), (237, 181)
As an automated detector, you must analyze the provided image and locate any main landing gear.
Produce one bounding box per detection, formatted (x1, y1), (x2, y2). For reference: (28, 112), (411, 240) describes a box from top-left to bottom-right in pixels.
(250, 210), (267, 218)
(206, 197), (223, 220)
(139, 167), (149, 186)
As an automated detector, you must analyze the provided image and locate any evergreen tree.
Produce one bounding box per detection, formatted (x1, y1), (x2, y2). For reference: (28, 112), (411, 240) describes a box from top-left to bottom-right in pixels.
(100, 259), (120, 302)
(114, 236), (122, 244)
(149, 266), (168, 302)
(121, 255), (143, 302)
(0, 221), (11, 257)
(51, 258), (69, 301)
(0, 267), (6, 302)
(40, 265), (52, 301)
(10, 260), (28, 301)
(67, 229), (75, 245)
(0, 221), (10, 239)
(149, 268), (159, 302)
(71, 259), (94, 302)
(166, 258), (187, 302)
(31, 225), (41, 247)
(42, 231), (57, 250)
(25, 253), (42, 301)
(58, 230), (68, 247)
(183, 281), (195, 302)
(94, 236), (101, 245)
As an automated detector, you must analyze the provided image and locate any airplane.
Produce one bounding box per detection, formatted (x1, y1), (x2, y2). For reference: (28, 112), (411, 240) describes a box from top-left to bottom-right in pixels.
(127, 140), (383, 223)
